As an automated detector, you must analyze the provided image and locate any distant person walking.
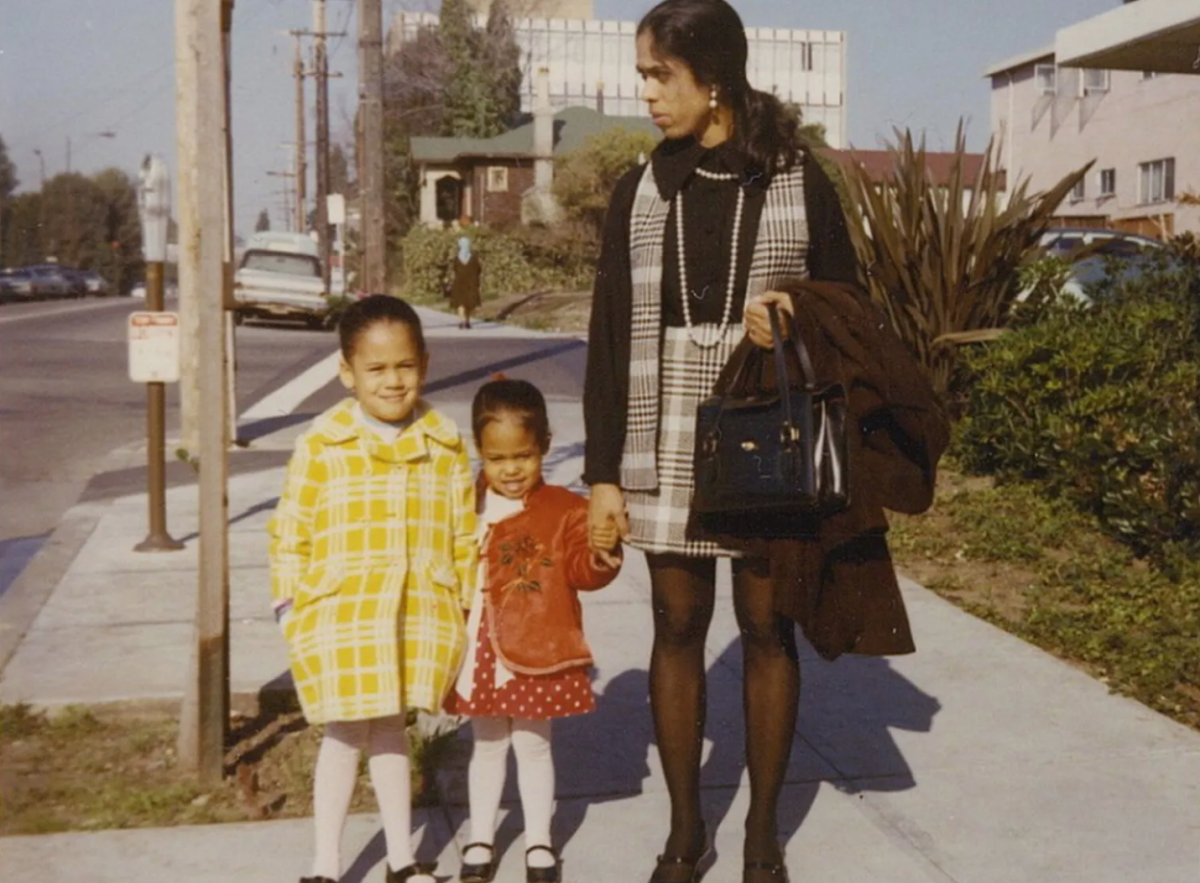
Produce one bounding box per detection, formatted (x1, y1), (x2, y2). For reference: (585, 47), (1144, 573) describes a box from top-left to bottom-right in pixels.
(269, 295), (477, 883)
(450, 216), (482, 329)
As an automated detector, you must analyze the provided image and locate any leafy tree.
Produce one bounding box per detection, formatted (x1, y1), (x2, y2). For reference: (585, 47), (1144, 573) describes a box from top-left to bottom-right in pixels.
(0, 134), (18, 266)
(91, 167), (143, 294)
(481, 0), (523, 134)
(255, 209), (270, 232)
(329, 144), (352, 197)
(2, 192), (42, 268)
(553, 127), (659, 239)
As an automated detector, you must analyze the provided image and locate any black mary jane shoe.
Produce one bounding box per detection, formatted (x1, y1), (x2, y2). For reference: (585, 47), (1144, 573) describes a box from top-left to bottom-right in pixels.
(385, 862), (438, 883)
(525, 845), (561, 883)
(648, 833), (710, 883)
(300, 878), (338, 883)
(459, 842), (498, 883)
(742, 860), (789, 883)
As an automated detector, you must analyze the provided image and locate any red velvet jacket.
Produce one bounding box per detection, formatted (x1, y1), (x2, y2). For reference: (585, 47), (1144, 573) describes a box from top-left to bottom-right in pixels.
(483, 483), (620, 675)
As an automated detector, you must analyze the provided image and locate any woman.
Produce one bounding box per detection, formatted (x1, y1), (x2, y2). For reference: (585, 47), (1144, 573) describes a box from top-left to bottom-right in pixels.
(583, 2), (945, 881)
(449, 216), (482, 329)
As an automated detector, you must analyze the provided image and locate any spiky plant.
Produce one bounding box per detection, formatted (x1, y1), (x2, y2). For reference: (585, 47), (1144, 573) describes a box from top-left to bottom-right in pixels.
(841, 124), (1091, 399)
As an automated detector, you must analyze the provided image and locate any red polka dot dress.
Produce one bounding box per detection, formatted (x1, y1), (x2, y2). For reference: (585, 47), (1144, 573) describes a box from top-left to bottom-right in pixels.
(445, 488), (596, 721)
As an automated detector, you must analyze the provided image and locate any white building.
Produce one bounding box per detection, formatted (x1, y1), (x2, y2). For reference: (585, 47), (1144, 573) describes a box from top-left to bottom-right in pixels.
(985, 0), (1200, 238)
(389, 10), (848, 147)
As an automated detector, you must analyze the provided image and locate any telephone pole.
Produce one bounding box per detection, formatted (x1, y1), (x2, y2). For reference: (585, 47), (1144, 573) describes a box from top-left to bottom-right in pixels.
(313, 0), (331, 295)
(293, 34), (308, 232)
(359, 0), (386, 293)
(175, 0), (231, 786)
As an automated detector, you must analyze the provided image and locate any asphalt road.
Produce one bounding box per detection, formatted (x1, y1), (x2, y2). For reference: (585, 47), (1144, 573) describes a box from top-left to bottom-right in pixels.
(0, 297), (339, 593)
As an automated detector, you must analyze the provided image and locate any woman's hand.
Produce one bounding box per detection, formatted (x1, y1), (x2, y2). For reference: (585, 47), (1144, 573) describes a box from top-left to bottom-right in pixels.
(743, 291), (795, 349)
(588, 483), (628, 569)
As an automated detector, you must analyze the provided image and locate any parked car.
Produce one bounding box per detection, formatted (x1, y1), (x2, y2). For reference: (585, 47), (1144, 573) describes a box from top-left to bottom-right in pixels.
(1018, 228), (1167, 305)
(25, 264), (76, 299)
(78, 269), (111, 297)
(233, 248), (332, 328)
(0, 268), (35, 302)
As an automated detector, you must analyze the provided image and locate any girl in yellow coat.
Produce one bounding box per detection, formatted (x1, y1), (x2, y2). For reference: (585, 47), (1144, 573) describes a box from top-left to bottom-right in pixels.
(269, 295), (477, 883)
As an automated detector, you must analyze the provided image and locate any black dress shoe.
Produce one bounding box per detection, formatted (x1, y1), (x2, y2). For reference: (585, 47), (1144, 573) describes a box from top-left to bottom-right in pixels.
(459, 842), (498, 883)
(649, 826), (709, 883)
(300, 878), (338, 883)
(743, 860), (789, 883)
(385, 862), (437, 883)
(525, 845), (560, 883)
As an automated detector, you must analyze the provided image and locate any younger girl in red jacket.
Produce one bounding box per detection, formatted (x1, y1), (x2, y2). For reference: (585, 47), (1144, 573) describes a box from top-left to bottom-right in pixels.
(446, 378), (622, 883)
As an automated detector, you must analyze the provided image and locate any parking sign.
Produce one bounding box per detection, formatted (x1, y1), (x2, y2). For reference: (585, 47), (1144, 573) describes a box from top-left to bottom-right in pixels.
(128, 312), (181, 383)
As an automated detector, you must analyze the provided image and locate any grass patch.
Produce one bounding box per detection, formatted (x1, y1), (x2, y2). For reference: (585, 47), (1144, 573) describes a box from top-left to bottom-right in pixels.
(889, 464), (1200, 730)
(0, 703), (466, 836)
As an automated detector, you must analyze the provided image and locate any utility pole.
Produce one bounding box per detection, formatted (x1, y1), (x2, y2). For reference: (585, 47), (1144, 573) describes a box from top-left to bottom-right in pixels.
(175, 0), (231, 786)
(313, 0), (332, 296)
(359, 0), (386, 293)
(293, 34), (308, 233)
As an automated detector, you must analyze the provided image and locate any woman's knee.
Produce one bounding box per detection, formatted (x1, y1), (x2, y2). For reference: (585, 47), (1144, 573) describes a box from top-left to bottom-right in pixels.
(649, 555), (716, 647)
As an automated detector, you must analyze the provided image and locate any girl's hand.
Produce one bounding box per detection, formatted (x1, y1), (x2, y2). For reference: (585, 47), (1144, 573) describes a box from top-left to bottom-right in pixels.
(743, 291), (795, 349)
(588, 483), (628, 568)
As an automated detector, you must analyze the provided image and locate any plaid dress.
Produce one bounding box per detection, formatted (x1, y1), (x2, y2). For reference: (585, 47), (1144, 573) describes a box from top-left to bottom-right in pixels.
(268, 399), (478, 722)
(623, 158), (810, 556)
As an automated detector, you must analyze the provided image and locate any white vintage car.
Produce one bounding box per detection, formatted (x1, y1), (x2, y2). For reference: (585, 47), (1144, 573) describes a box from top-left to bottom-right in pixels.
(233, 246), (332, 329)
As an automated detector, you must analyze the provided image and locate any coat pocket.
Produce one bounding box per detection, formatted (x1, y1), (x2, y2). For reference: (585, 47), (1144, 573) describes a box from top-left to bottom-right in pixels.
(295, 565), (343, 609)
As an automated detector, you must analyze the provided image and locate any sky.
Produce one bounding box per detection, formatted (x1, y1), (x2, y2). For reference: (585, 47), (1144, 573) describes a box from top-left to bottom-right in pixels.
(0, 0), (1121, 237)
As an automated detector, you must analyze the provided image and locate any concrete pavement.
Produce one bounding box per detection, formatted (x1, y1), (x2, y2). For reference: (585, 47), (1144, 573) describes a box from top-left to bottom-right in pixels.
(2, 307), (1199, 882)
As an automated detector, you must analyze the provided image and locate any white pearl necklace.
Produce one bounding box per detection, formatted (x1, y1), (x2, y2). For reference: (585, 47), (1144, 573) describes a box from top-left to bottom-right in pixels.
(676, 167), (744, 348)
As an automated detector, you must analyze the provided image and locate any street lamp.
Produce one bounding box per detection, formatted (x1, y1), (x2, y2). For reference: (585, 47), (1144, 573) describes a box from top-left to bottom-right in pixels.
(66, 130), (117, 174)
(134, 154), (183, 553)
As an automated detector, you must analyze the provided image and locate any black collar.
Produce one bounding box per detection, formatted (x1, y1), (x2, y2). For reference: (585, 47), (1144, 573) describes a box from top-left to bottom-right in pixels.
(650, 137), (759, 200)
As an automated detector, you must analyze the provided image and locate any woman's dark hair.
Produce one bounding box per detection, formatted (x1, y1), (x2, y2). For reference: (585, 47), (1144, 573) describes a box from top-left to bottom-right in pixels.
(472, 378), (551, 453)
(638, 0), (800, 178)
(338, 294), (426, 359)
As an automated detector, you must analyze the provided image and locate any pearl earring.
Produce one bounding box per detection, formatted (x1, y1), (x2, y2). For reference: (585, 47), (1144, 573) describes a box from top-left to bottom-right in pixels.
(709, 85), (718, 110)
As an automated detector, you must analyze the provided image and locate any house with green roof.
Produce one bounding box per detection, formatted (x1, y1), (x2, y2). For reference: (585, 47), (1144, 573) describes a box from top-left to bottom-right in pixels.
(410, 101), (658, 228)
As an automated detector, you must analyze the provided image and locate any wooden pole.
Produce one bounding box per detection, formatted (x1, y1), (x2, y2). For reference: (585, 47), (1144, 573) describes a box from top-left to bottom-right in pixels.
(359, 0), (386, 293)
(176, 0), (230, 786)
(294, 35), (308, 233)
(313, 0), (331, 295)
(175, 0), (201, 455)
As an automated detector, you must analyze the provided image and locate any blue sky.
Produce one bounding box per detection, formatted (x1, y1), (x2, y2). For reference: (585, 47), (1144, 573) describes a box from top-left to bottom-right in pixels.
(1, 0), (1119, 236)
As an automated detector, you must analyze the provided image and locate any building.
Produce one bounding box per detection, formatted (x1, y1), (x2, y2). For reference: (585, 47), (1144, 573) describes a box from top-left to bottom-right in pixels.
(410, 75), (659, 228)
(389, 9), (847, 147)
(985, 0), (1200, 238)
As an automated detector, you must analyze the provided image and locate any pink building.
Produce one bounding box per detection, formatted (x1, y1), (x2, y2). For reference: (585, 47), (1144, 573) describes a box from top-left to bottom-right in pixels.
(986, 1), (1200, 239)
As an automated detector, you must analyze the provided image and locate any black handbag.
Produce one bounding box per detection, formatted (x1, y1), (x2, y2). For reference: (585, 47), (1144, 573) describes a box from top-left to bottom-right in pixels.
(692, 303), (849, 536)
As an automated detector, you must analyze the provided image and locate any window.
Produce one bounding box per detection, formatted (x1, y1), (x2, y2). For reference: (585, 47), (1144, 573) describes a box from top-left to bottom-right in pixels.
(486, 166), (509, 193)
(1035, 64), (1057, 96)
(1070, 178), (1086, 202)
(1099, 168), (1116, 197)
(1138, 158), (1175, 204)
(1083, 69), (1109, 94)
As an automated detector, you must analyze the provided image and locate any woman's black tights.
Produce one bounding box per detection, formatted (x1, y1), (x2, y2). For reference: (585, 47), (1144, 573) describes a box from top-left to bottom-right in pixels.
(647, 553), (800, 871)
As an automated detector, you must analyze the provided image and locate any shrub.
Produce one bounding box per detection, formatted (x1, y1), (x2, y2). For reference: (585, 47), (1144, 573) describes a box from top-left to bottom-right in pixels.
(553, 126), (658, 239)
(397, 223), (597, 302)
(957, 258), (1200, 562)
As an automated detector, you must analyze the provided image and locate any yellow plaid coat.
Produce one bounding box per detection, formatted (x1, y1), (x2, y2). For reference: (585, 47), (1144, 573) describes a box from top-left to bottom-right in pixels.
(268, 399), (478, 722)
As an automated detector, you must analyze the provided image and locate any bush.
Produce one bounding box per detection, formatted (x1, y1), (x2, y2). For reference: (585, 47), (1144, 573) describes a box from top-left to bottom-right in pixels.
(397, 224), (596, 302)
(553, 127), (658, 239)
(956, 258), (1200, 563)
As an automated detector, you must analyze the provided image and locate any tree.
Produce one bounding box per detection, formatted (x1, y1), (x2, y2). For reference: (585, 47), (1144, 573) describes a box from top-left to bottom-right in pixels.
(329, 144), (352, 197)
(0, 134), (18, 266)
(481, 0), (523, 133)
(553, 127), (659, 239)
(2, 192), (42, 268)
(255, 209), (271, 232)
(91, 168), (143, 295)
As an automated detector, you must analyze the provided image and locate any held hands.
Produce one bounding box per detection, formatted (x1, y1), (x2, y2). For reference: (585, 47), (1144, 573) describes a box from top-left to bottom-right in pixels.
(743, 291), (795, 349)
(588, 483), (628, 570)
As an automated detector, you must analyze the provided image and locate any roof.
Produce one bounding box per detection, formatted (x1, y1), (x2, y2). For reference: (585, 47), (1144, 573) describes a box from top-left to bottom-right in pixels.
(410, 106), (660, 164)
(983, 45), (1056, 78)
(822, 148), (995, 189)
(1056, 0), (1200, 74)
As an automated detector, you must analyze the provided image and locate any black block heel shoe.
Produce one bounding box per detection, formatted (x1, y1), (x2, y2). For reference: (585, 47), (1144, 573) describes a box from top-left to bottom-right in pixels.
(525, 845), (561, 883)
(385, 862), (437, 883)
(648, 828), (710, 883)
(743, 860), (789, 883)
(459, 842), (498, 883)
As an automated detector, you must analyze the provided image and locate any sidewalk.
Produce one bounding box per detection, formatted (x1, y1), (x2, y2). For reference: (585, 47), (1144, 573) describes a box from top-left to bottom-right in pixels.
(2, 307), (1198, 882)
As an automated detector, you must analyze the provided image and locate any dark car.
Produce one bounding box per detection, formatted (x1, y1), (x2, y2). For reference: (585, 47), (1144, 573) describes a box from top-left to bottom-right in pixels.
(25, 264), (75, 299)
(77, 269), (111, 296)
(0, 268), (36, 302)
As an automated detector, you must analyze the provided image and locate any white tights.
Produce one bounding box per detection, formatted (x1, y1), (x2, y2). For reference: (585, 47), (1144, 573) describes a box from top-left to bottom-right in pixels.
(311, 715), (414, 879)
(465, 716), (556, 868)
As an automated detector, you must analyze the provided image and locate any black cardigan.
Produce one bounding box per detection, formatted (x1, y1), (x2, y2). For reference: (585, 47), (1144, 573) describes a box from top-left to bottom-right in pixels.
(582, 141), (860, 486)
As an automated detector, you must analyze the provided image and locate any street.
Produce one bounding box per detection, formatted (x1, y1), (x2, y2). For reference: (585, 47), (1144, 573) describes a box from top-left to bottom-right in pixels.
(0, 297), (339, 595)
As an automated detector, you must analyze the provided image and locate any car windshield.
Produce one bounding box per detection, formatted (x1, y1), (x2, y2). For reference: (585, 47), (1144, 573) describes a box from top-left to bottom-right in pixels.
(240, 250), (321, 278)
